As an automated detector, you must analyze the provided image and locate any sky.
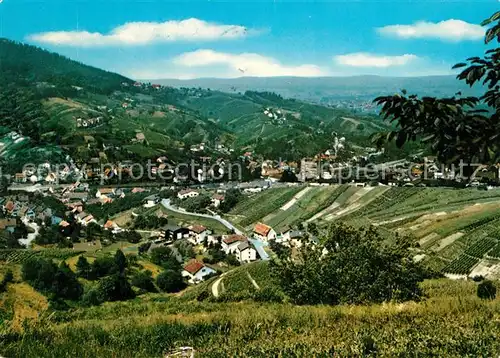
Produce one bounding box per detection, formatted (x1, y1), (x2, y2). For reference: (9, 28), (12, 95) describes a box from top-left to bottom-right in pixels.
(0, 0), (498, 79)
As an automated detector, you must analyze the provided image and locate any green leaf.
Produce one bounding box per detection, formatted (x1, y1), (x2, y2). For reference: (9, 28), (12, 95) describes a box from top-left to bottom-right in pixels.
(452, 63), (467, 69)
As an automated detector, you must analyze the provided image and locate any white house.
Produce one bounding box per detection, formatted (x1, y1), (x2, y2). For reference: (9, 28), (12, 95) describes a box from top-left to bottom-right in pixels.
(187, 225), (209, 245)
(244, 188), (262, 194)
(75, 212), (97, 227)
(182, 260), (216, 284)
(211, 194), (225, 208)
(221, 234), (248, 254)
(207, 235), (220, 246)
(96, 188), (115, 198)
(177, 189), (199, 200)
(236, 241), (257, 263)
(278, 229), (305, 246)
(253, 223), (277, 242)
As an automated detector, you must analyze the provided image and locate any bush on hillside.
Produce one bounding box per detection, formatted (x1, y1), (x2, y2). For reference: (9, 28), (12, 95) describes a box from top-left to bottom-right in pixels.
(0, 269), (14, 293)
(270, 224), (426, 305)
(131, 271), (157, 293)
(156, 269), (185, 293)
(75, 256), (91, 279)
(88, 256), (118, 280)
(97, 274), (135, 302)
(22, 257), (83, 300)
(477, 280), (496, 300)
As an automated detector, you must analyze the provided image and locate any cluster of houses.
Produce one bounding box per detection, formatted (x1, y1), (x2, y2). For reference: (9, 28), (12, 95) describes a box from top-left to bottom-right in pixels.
(176, 189), (226, 208)
(0, 195), (62, 224)
(153, 217), (322, 285)
(75, 117), (102, 128)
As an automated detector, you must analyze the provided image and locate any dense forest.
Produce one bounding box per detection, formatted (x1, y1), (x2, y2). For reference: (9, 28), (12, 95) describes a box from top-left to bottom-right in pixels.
(0, 39), (132, 94)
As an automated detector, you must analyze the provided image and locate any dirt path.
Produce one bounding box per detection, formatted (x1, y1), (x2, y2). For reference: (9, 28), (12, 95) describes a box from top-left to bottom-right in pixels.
(280, 187), (312, 211)
(247, 272), (260, 290)
(212, 274), (226, 298)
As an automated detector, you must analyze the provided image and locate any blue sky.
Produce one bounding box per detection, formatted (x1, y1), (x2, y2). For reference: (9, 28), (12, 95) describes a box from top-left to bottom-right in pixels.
(1, 0), (498, 79)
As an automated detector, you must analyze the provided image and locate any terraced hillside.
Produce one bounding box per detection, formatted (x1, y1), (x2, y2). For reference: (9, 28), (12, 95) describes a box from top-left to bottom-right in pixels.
(229, 185), (500, 278)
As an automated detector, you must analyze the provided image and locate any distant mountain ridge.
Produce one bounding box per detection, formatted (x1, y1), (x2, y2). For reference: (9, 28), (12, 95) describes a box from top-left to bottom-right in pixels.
(148, 75), (482, 103)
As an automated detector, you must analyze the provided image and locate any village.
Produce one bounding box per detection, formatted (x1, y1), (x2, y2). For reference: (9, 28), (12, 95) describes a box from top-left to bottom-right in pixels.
(0, 171), (328, 287)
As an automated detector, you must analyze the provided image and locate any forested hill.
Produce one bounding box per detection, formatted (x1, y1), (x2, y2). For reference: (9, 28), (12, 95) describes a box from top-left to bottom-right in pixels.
(0, 39), (132, 94)
(0, 39), (395, 168)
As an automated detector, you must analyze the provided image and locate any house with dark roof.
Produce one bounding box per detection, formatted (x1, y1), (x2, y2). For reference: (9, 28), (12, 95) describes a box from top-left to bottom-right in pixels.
(160, 224), (189, 243)
(181, 259), (216, 284)
(279, 229), (306, 246)
(236, 240), (257, 263)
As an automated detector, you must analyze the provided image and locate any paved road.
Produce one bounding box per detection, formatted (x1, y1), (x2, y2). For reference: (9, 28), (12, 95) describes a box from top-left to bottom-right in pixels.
(161, 199), (243, 235)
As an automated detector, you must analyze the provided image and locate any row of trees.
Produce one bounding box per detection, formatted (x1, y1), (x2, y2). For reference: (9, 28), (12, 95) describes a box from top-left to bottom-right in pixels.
(20, 248), (187, 307)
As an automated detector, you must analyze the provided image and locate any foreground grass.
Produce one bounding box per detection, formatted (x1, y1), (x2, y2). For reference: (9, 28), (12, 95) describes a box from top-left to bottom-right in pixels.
(1, 278), (499, 357)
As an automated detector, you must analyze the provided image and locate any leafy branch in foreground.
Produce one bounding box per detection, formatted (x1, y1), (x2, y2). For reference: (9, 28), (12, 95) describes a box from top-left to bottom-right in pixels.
(373, 11), (500, 165)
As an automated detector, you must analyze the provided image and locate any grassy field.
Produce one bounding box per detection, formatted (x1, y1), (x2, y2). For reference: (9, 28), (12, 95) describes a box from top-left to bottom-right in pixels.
(226, 186), (303, 228)
(1, 275), (499, 357)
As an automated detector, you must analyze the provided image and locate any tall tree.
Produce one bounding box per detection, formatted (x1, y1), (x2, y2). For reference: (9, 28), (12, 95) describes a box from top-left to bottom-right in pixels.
(114, 249), (127, 273)
(76, 256), (91, 279)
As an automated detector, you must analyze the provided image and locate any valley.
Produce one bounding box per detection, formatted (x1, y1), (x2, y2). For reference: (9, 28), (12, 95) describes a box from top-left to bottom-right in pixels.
(1, 6), (500, 355)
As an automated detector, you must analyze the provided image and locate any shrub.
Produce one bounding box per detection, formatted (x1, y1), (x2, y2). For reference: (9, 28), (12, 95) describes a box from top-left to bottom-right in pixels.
(270, 224), (426, 305)
(225, 254), (240, 267)
(196, 290), (210, 302)
(477, 280), (497, 300)
(156, 269), (185, 293)
(114, 249), (127, 273)
(75, 256), (91, 279)
(89, 256), (118, 280)
(131, 271), (157, 293)
(51, 262), (83, 300)
(81, 288), (101, 306)
(0, 269), (14, 292)
(22, 257), (83, 300)
(252, 287), (285, 303)
(97, 274), (135, 302)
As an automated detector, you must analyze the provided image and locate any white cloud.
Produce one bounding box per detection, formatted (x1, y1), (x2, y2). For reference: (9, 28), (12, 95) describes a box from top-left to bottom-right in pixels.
(163, 49), (326, 78)
(377, 19), (484, 41)
(28, 18), (250, 46)
(334, 53), (418, 68)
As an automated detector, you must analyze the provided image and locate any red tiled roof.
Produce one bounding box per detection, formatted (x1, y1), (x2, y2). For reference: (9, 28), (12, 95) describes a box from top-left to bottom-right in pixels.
(189, 225), (207, 234)
(213, 194), (225, 201)
(99, 188), (114, 194)
(254, 222), (272, 237)
(5, 201), (14, 212)
(104, 220), (115, 229)
(222, 234), (247, 245)
(183, 260), (205, 275)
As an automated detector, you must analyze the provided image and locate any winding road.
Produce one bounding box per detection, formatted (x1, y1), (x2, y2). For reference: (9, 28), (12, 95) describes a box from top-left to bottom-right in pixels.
(161, 199), (243, 235)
